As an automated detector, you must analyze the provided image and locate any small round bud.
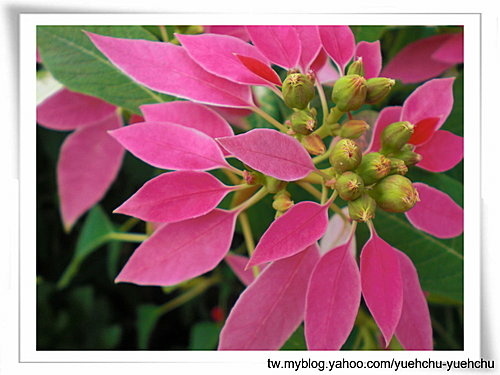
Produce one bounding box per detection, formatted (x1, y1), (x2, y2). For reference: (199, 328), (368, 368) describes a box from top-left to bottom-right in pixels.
(369, 175), (420, 213)
(380, 121), (414, 153)
(347, 57), (365, 76)
(301, 133), (326, 156)
(290, 109), (317, 135)
(356, 152), (391, 185)
(348, 193), (377, 222)
(272, 190), (294, 212)
(282, 73), (315, 110)
(391, 144), (422, 167)
(340, 120), (370, 140)
(330, 139), (362, 173)
(265, 176), (287, 194)
(335, 171), (364, 201)
(388, 158), (408, 176)
(332, 74), (367, 112)
(365, 77), (395, 104)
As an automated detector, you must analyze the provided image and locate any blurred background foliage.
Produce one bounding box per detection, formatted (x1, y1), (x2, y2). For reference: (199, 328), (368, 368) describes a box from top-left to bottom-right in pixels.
(37, 25), (463, 350)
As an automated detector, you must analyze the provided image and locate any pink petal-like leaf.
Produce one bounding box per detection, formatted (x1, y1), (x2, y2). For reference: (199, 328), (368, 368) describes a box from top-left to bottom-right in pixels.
(116, 209), (238, 286)
(246, 26), (301, 69)
(355, 41), (382, 79)
(86, 32), (253, 108)
(381, 34), (455, 84)
(415, 130), (463, 172)
(432, 33), (463, 64)
(37, 88), (116, 131)
(58, 113), (124, 230)
(219, 244), (320, 350)
(140, 101), (234, 139)
(294, 26), (322, 72)
(305, 240), (361, 350)
(360, 231), (403, 346)
(110, 121), (229, 171)
(203, 26), (250, 42)
(318, 26), (355, 72)
(224, 254), (268, 286)
(211, 106), (252, 129)
(405, 183), (463, 239)
(115, 171), (235, 223)
(395, 250), (433, 350)
(234, 54), (282, 86)
(248, 201), (329, 267)
(319, 208), (355, 256)
(408, 117), (441, 146)
(401, 78), (455, 131)
(216, 129), (315, 181)
(177, 33), (275, 87)
(367, 106), (403, 153)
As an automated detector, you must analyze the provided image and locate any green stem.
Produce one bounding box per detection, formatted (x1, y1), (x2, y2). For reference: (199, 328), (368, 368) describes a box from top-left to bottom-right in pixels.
(321, 185), (328, 205)
(312, 141), (335, 164)
(118, 218), (140, 232)
(231, 187), (268, 212)
(314, 106), (344, 138)
(221, 168), (242, 185)
(238, 212), (260, 278)
(157, 274), (221, 315)
(251, 106), (288, 132)
(158, 25), (169, 42)
(108, 232), (149, 243)
(315, 79), (329, 126)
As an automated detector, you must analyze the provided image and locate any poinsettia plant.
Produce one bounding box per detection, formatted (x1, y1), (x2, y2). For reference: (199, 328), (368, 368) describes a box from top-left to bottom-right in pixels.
(36, 25), (464, 350)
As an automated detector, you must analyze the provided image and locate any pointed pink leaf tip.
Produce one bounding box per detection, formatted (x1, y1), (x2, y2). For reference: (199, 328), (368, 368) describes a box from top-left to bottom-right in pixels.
(381, 34), (457, 84)
(216, 129), (315, 181)
(405, 183), (463, 239)
(176, 33), (276, 87)
(116, 209), (238, 286)
(246, 26), (302, 69)
(109, 121), (229, 171)
(305, 239), (361, 350)
(234, 54), (282, 86)
(58, 113), (124, 230)
(37, 88), (116, 131)
(219, 244), (319, 350)
(360, 230), (403, 346)
(318, 26), (355, 72)
(355, 41), (382, 79)
(401, 78), (455, 132)
(248, 201), (329, 267)
(86, 31), (253, 108)
(114, 171), (234, 223)
(415, 130), (463, 172)
(225, 254), (269, 286)
(395, 250), (433, 350)
(294, 26), (322, 72)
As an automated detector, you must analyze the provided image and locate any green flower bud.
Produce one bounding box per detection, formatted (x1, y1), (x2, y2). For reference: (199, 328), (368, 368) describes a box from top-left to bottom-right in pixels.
(356, 152), (391, 185)
(330, 139), (362, 173)
(391, 144), (423, 167)
(332, 74), (367, 112)
(290, 108), (317, 135)
(347, 57), (365, 76)
(282, 73), (315, 110)
(369, 175), (420, 213)
(388, 158), (408, 176)
(380, 121), (414, 153)
(272, 190), (294, 212)
(301, 133), (326, 156)
(265, 176), (287, 194)
(348, 193), (377, 222)
(340, 119), (370, 140)
(365, 77), (395, 104)
(335, 171), (364, 201)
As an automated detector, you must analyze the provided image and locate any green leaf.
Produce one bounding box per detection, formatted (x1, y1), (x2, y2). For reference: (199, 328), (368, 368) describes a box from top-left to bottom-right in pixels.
(352, 26), (388, 43)
(37, 26), (173, 113)
(137, 305), (161, 349)
(372, 210), (463, 302)
(188, 321), (221, 350)
(57, 205), (114, 289)
(281, 325), (307, 350)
